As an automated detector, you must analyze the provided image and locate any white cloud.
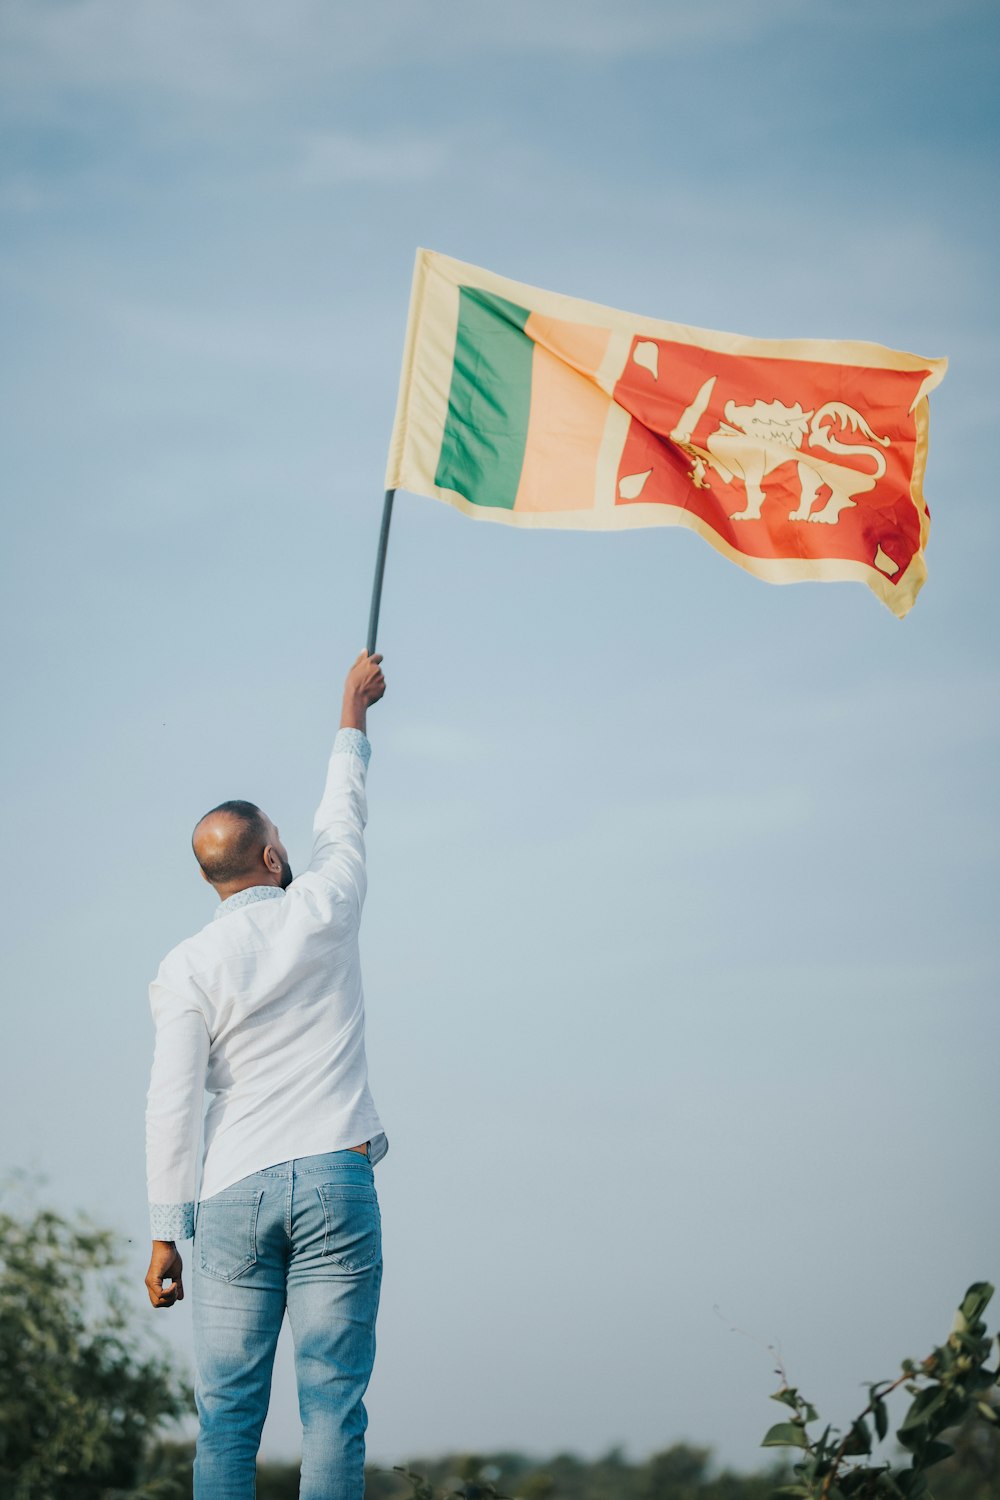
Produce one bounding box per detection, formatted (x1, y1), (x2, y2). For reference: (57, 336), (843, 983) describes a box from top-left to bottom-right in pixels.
(0, 0), (886, 112)
(296, 130), (448, 187)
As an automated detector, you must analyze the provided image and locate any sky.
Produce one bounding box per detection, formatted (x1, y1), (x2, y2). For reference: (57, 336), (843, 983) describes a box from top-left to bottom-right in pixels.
(1, 0), (998, 1477)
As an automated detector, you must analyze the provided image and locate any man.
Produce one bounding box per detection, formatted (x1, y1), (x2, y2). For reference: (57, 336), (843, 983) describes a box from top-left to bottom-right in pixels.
(144, 649), (388, 1500)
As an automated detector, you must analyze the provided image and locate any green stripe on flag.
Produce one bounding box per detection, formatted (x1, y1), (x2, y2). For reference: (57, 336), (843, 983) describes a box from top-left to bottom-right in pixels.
(435, 288), (532, 509)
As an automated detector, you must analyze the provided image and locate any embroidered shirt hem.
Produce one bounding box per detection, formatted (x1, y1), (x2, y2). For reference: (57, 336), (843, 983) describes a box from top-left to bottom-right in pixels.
(150, 1201), (195, 1241)
(333, 727), (371, 766)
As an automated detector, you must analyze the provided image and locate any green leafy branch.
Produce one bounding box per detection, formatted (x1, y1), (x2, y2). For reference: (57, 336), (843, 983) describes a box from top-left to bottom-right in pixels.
(761, 1283), (999, 1500)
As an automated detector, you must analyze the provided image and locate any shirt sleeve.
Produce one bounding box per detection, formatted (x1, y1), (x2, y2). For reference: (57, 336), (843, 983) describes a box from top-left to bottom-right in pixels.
(145, 975), (210, 1241)
(305, 728), (371, 917)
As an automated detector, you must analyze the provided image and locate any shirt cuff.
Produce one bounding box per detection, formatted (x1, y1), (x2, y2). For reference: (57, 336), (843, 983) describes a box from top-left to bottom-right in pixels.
(333, 727), (371, 767)
(150, 1201), (195, 1241)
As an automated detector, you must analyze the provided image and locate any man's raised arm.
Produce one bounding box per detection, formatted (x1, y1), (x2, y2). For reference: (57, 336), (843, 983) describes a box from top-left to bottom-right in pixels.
(307, 651), (386, 911)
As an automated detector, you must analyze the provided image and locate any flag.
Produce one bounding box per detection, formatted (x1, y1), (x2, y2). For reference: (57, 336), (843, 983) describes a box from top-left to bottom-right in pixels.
(385, 249), (947, 618)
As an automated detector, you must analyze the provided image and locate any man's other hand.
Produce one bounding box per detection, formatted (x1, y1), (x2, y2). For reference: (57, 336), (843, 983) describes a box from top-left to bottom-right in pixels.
(145, 1241), (184, 1309)
(342, 651), (386, 732)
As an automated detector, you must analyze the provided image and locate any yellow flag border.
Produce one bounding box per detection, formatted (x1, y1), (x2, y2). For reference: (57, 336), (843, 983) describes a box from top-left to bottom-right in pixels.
(386, 249), (947, 619)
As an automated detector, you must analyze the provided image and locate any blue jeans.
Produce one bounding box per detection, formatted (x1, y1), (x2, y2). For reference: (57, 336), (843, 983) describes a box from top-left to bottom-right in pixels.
(192, 1149), (382, 1500)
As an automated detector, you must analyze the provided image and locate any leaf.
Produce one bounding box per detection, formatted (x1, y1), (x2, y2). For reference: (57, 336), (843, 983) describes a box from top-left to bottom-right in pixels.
(762, 1422), (810, 1449)
(841, 1417), (871, 1456)
(921, 1439), (955, 1466)
(771, 1387), (800, 1410)
(977, 1400), (999, 1423)
(957, 1282), (994, 1329)
(873, 1473), (907, 1499)
(813, 1424), (833, 1458)
(873, 1398), (889, 1442)
(898, 1384), (947, 1436)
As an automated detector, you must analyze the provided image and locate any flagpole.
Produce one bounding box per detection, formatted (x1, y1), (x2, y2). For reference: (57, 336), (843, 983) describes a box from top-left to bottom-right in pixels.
(365, 488), (396, 655)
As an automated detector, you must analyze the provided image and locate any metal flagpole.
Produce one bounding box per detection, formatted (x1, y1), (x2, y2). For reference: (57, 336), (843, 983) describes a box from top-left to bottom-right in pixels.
(365, 489), (396, 655)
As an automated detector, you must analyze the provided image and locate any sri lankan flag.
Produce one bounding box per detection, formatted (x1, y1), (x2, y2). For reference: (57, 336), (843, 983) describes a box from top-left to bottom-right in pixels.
(385, 250), (947, 618)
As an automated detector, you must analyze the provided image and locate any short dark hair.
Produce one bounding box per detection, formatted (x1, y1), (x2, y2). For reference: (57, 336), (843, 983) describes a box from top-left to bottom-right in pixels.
(193, 800), (269, 885)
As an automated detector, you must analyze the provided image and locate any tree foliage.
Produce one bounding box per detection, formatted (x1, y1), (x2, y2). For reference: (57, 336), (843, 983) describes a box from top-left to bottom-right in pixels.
(761, 1283), (1000, 1499)
(0, 1199), (191, 1499)
(365, 1446), (790, 1500)
(2, 1196), (996, 1500)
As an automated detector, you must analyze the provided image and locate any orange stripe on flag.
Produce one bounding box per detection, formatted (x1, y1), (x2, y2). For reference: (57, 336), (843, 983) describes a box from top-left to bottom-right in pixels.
(514, 315), (611, 513)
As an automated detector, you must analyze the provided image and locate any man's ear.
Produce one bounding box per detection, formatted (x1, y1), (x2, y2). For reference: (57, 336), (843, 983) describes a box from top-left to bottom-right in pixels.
(199, 867), (212, 886)
(263, 844), (283, 878)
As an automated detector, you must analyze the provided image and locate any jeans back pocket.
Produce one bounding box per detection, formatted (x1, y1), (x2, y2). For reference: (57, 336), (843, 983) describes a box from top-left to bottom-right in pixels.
(317, 1181), (380, 1272)
(197, 1189), (264, 1281)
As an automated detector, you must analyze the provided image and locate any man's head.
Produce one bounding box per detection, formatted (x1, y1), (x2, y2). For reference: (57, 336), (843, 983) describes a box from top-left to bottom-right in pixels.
(192, 800), (292, 897)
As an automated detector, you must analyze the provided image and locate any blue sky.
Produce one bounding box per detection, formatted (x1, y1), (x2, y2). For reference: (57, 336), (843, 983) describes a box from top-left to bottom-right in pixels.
(1, 0), (998, 1474)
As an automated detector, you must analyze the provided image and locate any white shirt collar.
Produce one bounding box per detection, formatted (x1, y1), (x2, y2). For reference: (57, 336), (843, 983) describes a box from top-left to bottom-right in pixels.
(214, 885), (286, 921)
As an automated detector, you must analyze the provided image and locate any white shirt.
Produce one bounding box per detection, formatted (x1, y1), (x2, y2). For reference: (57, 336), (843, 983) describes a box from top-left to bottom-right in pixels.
(145, 728), (386, 1241)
